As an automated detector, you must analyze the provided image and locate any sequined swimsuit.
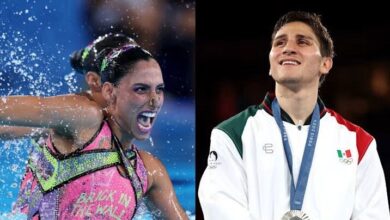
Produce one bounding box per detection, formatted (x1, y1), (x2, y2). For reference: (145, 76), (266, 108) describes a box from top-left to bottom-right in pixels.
(14, 121), (148, 220)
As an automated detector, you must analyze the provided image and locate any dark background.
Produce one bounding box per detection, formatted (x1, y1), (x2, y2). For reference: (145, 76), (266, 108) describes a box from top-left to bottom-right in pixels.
(196, 1), (390, 219)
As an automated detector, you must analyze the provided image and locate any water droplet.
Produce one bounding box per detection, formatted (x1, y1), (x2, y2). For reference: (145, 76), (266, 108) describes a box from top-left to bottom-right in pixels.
(28, 16), (36, 22)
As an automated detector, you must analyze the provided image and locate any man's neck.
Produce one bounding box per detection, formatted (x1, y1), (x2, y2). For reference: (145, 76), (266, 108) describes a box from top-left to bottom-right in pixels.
(275, 84), (318, 125)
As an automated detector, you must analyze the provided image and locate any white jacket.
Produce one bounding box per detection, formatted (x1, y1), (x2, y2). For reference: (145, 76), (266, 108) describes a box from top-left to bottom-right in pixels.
(199, 94), (390, 220)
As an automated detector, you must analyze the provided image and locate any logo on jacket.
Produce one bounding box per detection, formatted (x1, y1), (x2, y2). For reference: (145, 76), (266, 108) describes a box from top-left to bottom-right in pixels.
(263, 143), (274, 154)
(337, 149), (353, 165)
(208, 151), (220, 169)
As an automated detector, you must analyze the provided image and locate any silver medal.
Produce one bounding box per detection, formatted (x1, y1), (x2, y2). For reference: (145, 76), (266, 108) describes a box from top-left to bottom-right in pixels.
(281, 210), (310, 220)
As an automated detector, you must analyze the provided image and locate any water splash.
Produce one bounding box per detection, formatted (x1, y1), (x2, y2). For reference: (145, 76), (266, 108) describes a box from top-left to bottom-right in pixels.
(0, 1), (86, 214)
(64, 71), (79, 94)
(0, 29), (78, 96)
(0, 212), (27, 220)
(0, 139), (31, 213)
(148, 136), (154, 147)
(133, 197), (196, 219)
(0, 0), (84, 97)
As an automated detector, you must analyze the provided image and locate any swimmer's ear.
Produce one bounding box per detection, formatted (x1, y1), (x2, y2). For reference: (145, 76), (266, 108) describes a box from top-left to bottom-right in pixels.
(85, 71), (102, 92)
(102, 82), (116, 105)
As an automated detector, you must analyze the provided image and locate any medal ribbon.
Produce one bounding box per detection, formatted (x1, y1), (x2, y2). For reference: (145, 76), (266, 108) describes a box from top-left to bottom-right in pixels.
(272, 99), (320, 210)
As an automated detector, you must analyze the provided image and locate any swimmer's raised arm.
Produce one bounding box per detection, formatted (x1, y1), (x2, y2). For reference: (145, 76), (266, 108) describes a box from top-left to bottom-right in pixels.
(0, 126), (48, 140)
(0, 95), (103, 139)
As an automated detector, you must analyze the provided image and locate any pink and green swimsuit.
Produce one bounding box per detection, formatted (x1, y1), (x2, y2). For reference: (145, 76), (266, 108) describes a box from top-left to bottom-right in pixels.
(14, 121), (148, 219)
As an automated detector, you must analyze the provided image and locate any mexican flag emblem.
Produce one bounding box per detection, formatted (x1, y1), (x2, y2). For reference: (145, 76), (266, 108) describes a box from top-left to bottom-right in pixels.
(337, 149), (353, 164)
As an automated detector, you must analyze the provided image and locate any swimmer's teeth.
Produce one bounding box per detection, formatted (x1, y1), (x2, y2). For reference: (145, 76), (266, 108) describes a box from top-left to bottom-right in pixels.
(141, 112), (156, 118)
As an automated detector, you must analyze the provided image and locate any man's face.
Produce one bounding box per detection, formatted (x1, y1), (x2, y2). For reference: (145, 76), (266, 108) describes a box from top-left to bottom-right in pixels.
(269, 22), (331, 88)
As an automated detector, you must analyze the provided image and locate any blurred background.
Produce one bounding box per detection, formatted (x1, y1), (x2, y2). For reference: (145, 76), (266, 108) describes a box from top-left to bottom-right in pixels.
(0, 0), (195, 217)
(196, 1), (390, 219)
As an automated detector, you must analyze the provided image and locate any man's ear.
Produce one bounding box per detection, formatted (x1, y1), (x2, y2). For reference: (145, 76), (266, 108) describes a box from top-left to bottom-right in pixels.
(102, 82), (116, 105)
(320, 57), (333, 76)
(85, 71), (102, 92)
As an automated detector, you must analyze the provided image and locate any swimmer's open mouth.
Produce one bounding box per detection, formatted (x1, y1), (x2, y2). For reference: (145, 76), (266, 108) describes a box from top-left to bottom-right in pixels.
(137, 111), (156, 131)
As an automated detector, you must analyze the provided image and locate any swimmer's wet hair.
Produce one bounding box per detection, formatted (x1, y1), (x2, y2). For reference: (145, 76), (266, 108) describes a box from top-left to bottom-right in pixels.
(99, 43), (154, 85)
(70, 33), (137, 75)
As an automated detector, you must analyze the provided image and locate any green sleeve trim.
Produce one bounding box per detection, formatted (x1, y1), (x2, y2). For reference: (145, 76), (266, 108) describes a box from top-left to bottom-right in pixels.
(216, 105), (259, 158)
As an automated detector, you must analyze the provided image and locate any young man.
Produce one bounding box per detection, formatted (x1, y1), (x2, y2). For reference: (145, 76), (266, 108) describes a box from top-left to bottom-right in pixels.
(198, 11), (390, 220)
